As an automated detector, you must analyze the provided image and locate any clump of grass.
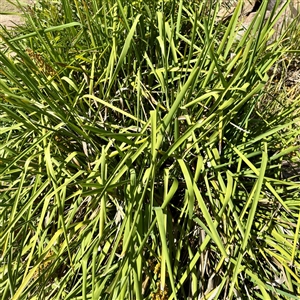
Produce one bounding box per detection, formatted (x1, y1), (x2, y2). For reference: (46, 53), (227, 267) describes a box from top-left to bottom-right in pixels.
(0, 0), (300, 299)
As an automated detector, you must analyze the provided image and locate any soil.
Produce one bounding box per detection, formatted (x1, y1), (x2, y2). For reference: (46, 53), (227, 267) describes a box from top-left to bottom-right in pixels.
(0, 0), (30, 28)
(218, 0), (300, 36)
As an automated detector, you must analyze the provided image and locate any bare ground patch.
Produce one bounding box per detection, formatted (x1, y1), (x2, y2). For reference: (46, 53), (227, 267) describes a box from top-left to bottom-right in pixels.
(0, 0), (30, 28)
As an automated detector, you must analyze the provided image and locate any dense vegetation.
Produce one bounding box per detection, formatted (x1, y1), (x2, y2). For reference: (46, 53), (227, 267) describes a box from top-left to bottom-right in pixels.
(0, 0), (299, 299)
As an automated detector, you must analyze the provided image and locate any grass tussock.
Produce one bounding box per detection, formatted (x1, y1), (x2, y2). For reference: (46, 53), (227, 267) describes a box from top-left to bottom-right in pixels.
(0, 0), (300, 299)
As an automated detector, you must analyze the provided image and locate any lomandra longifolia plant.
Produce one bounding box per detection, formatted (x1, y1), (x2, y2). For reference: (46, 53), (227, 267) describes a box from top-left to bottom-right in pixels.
(0, 0), (299, 299)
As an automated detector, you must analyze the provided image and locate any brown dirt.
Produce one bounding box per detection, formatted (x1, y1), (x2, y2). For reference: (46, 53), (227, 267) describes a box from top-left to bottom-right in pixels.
(218, 0), (300, 36)
(0, 0), (30, 28)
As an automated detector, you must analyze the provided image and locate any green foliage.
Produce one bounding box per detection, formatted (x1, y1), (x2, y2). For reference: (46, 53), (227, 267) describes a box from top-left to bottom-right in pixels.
(0, 0), (300, 299)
